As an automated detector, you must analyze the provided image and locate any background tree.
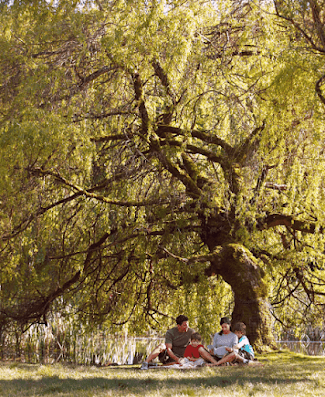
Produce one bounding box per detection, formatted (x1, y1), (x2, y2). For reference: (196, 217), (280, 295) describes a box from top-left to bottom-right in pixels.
(1, 0), (325, 349)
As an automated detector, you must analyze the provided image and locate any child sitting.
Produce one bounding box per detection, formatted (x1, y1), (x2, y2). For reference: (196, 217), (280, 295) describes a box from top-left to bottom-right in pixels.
(213, 322), (255, 366)
(183, 332), (218, 365)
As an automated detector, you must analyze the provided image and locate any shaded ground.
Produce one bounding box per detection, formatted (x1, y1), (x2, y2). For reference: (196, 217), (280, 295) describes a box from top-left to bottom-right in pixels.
(0, 351), (324, 396)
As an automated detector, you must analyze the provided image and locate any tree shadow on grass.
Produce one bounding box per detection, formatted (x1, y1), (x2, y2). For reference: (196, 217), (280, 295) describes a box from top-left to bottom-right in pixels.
(0, 365), (318, 396)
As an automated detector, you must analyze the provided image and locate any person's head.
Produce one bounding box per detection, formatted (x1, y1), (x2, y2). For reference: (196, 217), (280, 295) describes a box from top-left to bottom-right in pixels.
(176, 315), (189, 333)
(190, 332), (202, 347)
(233, 322), (246, 338)
(219, 317), (231, 335)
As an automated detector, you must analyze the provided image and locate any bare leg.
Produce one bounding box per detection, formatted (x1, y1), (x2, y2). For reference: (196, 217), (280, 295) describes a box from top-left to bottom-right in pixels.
(198, 347), (218, 365)
(144, 343), (166, 363)
(213, 352), (237, 366)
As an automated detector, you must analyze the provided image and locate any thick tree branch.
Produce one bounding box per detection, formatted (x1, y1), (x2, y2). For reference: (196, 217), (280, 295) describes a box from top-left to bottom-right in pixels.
(309, 0), (325, 49)
(1, 271), (81, 324)
(250, 166), (270, 206)
(156, 125), (242, 194)
(156, 125), (234, 155)
(316, 75), (325, 106)
(185, 144), (241, 194)
(1, 231), (118, 324)
(132, 72), (150, 135)
(233, 122), (265, 164)
(258, 213), (323, 234)
(149, 136), (202, 198)
(56, 65), (119, 102)
(161, 246), (222, 267)
(152, 61), (175, 124)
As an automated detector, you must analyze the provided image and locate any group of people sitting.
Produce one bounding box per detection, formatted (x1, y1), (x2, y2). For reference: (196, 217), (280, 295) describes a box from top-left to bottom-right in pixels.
(140, 315), (255, 369)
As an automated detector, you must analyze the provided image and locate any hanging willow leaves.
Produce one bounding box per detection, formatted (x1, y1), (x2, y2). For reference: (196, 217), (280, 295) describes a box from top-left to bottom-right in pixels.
(1, 0), (325, 349)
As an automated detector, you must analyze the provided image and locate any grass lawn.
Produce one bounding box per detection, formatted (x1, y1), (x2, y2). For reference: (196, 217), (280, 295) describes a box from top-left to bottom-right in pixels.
(0, 351), (324, 396)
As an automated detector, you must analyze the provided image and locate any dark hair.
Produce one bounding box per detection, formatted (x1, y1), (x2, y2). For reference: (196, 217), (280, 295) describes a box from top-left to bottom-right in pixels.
(233, 322), (246, 335)
(176, 315), (188, 325)
(218, 316), (231, 335)
(220, 317), (231, 326)
(191, 332), (202, 341)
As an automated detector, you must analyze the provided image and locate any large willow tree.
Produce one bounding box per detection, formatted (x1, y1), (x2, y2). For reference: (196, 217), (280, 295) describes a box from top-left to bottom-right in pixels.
(1, 0), (325, 348)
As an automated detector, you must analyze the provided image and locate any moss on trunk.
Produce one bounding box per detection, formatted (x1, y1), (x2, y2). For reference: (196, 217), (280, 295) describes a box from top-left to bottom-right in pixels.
(206, 243), (276, 351)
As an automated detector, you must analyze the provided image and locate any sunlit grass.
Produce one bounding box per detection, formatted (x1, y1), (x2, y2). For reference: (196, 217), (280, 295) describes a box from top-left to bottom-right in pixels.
(0, 351), (324, 396)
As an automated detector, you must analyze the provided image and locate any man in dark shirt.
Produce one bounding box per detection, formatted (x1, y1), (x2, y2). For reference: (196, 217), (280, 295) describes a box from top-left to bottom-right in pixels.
(140, 315), (195, 369)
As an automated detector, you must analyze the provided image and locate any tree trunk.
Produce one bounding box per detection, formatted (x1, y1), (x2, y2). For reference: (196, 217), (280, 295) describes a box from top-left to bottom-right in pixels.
(206, 243), (276, 351)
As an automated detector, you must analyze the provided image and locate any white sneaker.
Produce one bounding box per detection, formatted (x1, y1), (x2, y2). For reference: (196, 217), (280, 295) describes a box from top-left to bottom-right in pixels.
(140, 362), (149, 370)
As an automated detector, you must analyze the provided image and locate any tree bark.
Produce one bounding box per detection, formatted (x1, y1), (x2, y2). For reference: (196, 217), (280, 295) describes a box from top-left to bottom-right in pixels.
(206, 243), (276, 351)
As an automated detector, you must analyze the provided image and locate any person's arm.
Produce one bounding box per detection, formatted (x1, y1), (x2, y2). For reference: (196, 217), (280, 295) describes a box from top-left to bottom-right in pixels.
(226, 344), (239, 352)
(226, 334), (240, 352)
(166, 343), (181, 363)
(235, 337), (246, 349)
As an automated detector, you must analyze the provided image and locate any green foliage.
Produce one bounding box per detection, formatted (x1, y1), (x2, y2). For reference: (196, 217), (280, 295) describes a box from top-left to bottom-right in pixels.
(1, 0), (325, 344)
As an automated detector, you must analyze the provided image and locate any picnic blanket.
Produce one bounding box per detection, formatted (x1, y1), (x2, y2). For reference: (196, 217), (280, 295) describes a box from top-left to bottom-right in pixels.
(147, 357), (264, 369)
(149, 358), (207, 369)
